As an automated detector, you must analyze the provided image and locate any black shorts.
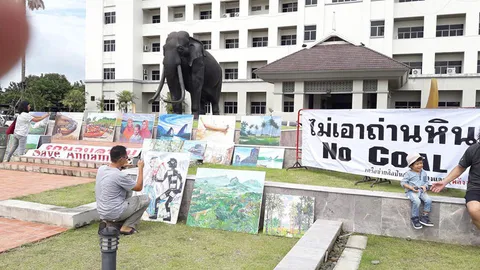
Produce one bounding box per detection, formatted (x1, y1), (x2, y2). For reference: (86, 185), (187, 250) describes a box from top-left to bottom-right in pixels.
(465, 189), (480, 203)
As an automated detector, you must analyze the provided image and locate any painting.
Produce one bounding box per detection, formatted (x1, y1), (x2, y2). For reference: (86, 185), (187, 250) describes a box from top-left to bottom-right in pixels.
(239, 116), (282, 146)
(187, 168), (266, 234)
(26, 135), (41, 150)
(137, 151), (190, 224)
(141, 138), (185, 159)
(196, 115), (235, 143)
(118, 113), (155, 143)
(52, 112), (84, 140)
(181, 140), (207, 161)
(232, 146), (259, 167)
(203, 142), (234, 165)
(156, 114), (193, 140)
(257, 148), (285, 169)
(28, 112), (49, 135)
(83, 113), (117, 142)
(264, 194), (315, 238)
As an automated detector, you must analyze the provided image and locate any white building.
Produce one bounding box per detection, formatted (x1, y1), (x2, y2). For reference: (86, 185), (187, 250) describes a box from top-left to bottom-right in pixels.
(85, 0), (480, 121)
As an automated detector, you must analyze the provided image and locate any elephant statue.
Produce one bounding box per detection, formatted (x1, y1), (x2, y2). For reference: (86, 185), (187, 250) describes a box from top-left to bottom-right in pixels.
(148, 31), (223, 119)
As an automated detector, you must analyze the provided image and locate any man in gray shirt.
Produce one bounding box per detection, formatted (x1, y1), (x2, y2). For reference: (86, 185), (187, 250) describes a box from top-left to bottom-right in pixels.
(95, 145), (150, 235)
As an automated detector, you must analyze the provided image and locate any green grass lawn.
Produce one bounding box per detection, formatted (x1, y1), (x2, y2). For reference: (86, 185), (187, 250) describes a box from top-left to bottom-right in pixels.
(359, 234), (480, 270)
(192, 120), (297, 130)
(15, 164), (466, 209)
(0, 222), (297, 270)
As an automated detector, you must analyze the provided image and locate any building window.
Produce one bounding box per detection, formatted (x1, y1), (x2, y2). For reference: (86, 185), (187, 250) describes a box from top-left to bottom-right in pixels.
(204, 103), (211, 114)
(398, 26), (424, 39)
(152, 101), (160, 112)
(282, 3), (298, 13)
(225, 38), (239, 49)
(152, 15), (160, 24)
(399, 0), (424, 2)
(104, 40), (115, 52)
(252, 37), (268, 47)
(251, 6), (262, 11)
(251, 68), (259, 79)
(104, 100), (115, 111)
(403, 62), (423, 74)
(152, 43), (161, 52)
(304, 25), (317, 41)
(282, 82), (295, 93)
(224, 101), (238, 114)
(90, 96), (95, 102)
(371, 21), (385, 37)
(394, 101), (421, 109)
(265, 5), (269, 10)
(174, 13), (184, 19)
(152, 70), (160, 81)
(224, 68), (238, 80)
(436, 24), (464, 37)
(251, 102), (266, 114)
(103, 68), (115, 80)
(306, 0), (318, 5)
(104, 12), (116, 24)
(434, 61), (462, 74)
(200, 10), (212, 20)
(226, 8), (239, 17)
(201, 40), (211, 50)
(332, 0), (360, 2)
(283, 101), (294, 112)
(477, 60), (480, 73)
(438, 101), (460, 108)
(281, 35), (297, 46)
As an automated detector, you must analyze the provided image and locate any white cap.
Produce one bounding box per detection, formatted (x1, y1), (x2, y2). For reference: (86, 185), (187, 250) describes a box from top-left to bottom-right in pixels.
(407, 153), (423, 167)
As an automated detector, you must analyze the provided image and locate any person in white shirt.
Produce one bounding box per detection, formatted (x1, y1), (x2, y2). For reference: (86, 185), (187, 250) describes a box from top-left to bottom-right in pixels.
(5, 101), (49, 161)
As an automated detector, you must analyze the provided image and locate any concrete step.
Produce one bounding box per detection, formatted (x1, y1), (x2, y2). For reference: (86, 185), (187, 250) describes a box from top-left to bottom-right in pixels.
(11, 156), (105, 169)
(0, 162), (97, 178)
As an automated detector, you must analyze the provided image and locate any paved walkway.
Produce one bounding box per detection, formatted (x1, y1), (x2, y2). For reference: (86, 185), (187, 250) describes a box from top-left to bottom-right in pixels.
(0, 218), (67, 253)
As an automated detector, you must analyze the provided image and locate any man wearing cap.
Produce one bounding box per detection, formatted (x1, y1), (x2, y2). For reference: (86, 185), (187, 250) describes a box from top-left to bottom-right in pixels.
(431, 144), (480, 230)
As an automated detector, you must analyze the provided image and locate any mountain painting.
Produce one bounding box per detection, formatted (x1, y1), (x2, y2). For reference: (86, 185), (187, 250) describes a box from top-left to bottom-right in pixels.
(257, 148), (285, 169)
(203, 142), (234, 165)
(28, 112), (49, 135)
(26, 135), (41, 150)
(52, 112), (84, 140)
(232, 146), (259, 167)
(196, 115), (235, 143)
(83, 113), (117, 142)
(264, 194), (315, 238)
(142, 138), (185, 159)
(187, 168), (266, 234)
(239, 116), (282, 146)
(181, 140), (207, 160)
(156, 114), (193, 140)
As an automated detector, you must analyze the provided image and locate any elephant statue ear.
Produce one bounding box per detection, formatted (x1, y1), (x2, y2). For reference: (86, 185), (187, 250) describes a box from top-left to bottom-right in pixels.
(188, 37), (206, 67)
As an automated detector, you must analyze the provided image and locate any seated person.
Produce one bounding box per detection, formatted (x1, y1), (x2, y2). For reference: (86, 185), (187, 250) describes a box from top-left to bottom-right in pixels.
(95, 145), (150, 235)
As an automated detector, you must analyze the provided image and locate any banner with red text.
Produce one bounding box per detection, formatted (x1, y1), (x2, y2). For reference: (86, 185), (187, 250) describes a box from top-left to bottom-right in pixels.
(301, 109), (480, 190)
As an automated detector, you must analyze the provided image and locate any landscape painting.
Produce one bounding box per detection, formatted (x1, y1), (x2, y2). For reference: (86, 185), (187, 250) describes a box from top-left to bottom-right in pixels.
(239, 116), (282, 146)
(156, 114), (193, 140)
(26, 135), (41, 150)
(28, 112), (49, 135)
(52, 112), (84, 140)
(196, 115), (235, 143)
(203, 142), (234, 165)
(232, 146), (259, 167)
(118, 113), (155, 143)
(257, 148), (285, 169)
(181, 140), (207, 160)
(142, 138), (185, 159)
(82, 113), (117, 142)
(264, 194), (315, 238)
(136, 151), (190, 224)
(187, 168), (266, 234)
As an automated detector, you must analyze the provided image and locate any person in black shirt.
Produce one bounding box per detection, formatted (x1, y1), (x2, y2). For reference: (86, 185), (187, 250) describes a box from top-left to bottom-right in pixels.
(431, 143), (480, 229)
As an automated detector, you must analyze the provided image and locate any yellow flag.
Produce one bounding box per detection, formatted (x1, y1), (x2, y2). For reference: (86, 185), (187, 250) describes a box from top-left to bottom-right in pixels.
(425, 78), (439, 108)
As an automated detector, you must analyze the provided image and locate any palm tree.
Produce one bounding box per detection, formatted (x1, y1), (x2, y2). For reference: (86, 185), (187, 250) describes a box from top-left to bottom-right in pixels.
(268, 117), (276, 136)
(116, 90), (137, 113)
(254, 124), (259, 137)
(96, 95), (105, 113)
(261, 121), (266, 136)
(249, 124), (254, 136)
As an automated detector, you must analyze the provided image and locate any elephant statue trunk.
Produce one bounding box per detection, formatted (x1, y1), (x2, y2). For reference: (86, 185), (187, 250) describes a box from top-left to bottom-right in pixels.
(148, 65), (185, 104)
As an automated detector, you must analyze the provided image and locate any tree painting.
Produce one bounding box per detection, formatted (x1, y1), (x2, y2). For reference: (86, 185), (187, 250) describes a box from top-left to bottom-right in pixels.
(239, 116), (282, 146)
(263, 194), (315, 238)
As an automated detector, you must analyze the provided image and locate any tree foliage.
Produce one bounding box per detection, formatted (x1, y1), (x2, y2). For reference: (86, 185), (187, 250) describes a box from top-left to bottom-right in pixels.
(116, 90), (137, 113)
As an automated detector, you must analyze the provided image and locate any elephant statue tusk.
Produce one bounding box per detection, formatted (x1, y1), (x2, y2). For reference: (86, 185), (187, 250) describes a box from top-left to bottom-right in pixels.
(148, 67), (166, 104)
(160, 65), (186, 104)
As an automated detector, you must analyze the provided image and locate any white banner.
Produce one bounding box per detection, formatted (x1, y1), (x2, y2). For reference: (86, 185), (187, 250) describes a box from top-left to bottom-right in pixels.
(24, 143), (142, 163)
(301, 109), (480, 190)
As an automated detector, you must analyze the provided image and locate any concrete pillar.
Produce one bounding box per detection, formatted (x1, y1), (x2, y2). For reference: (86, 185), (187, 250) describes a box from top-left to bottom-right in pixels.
(422, 51), (435, 75)
(272, 83), (283, 112)
(211, 31), (220, 50)
(462, 88), (476, 107)
(464, 50), (478, 74)
(238, 60), (247, 80)
(268, 26), (278, 47)
(238, 91), (247, 116)
(239, 28), (248, 49)
(185, 3), (194, 21)
(296, 0), (305, 44)
(161, 6), (169, 23)
(212, 0), (221, 20)
(294, 82), (305, 112)
(240, 0), (249, 17)
(269, 0), (279, 14)
(465, 11), (480, 36)
(376, 80), (389, 109)
(423, 14), (437, 39)
(352, 80), (364, 109)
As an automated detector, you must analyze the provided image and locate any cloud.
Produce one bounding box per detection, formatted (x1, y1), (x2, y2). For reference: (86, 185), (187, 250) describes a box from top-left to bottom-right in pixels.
(0, 0), (85, 88)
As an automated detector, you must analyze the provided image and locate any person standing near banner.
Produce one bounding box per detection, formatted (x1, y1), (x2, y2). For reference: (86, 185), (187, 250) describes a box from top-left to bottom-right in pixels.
(431, 145), (480, 230)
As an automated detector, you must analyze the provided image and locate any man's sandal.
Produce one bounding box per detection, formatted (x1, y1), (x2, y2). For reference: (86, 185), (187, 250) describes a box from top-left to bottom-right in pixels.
(120, 228), (138, 235)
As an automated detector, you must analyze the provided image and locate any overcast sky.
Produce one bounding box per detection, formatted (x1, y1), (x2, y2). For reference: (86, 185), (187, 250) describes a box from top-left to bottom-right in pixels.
(0, 0), (85, 88)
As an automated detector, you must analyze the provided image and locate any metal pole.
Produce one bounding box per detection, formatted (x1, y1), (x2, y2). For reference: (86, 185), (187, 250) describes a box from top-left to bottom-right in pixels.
(99, 225), (120, 270)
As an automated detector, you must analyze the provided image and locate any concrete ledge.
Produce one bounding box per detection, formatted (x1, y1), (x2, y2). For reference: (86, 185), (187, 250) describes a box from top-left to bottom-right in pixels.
(0, 200), (99, 228)
(334, 247), (364, 270)
(275, 219), (343, 270)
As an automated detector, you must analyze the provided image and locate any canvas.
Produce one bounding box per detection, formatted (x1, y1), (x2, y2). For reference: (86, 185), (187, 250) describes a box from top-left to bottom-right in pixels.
(118, 113), (155, 143)
(239, 116), (282, 146)
(232, 146), (259, 167)
(26, 135), (41, 150)
(137, 151), (190, 224)
(83, 113), (117, 142)
(196, 115), (235, 143)
(52, 112), (84, 140)
(203, 142), (234, 165)
(264, 194), (315, 238)
(181, 140), (207, 160)
(156, 114), (193, 140)
(257, 148), (285, 169)
(187, 168), (266, 234)
(141, 138), (185, 159)
(28, 112), (49, 135)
